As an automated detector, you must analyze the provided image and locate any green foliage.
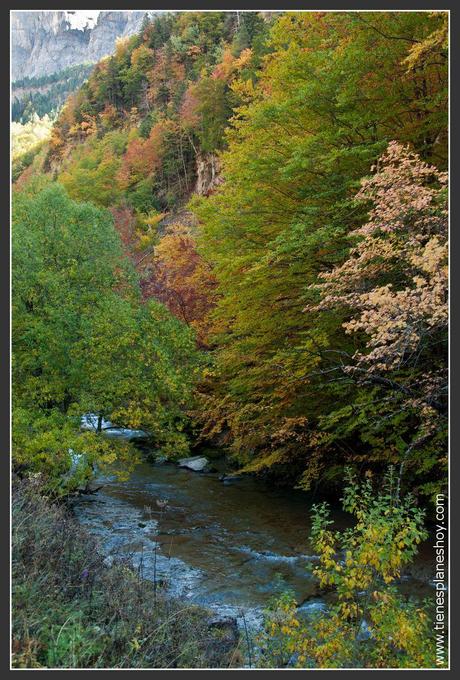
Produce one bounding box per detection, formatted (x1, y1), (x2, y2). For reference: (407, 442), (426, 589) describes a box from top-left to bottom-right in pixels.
(189, 77), (233, 153)
(59, 130), (128, 206)
(16, 12), (448, 497)
(12, 184), (201, 487)
(46, 11), (272, 208)
(12, 142), (47, 183)
(257, 469), (439, 668)
(11, 12), (449, 671)
(138, 111), (156, 138)
(127, 177), (160, 213)
(192, 11), (448, 492)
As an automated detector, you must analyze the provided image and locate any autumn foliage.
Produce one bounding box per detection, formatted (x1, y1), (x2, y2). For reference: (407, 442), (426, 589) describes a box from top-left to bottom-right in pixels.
(141, 224), (217, 346)
(20, 10), (448, 499)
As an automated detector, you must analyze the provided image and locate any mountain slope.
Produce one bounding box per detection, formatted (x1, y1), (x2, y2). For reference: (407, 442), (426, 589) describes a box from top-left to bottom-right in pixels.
(11, 11), (151, 122)
(12, 11), (148, 80)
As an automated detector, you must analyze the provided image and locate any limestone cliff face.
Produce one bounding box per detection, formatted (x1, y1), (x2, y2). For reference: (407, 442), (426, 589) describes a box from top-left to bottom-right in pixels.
(11, 11), (148, 81)
(195, 153), (223, 196)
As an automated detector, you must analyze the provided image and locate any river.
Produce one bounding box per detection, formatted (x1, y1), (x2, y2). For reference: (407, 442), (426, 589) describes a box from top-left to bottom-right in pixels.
(72, 453), (435, 631)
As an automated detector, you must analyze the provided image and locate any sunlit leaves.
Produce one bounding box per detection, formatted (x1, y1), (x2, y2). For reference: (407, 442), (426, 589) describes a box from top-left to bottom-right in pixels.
(12, 185), (201, 487)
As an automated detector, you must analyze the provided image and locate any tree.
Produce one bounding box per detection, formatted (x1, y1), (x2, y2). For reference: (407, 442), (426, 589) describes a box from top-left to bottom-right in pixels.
(311, 142), (447, 496)
(140, 224), (218, 346)
(59, 130), (128, 207)
(191, 11), (448, 489)
(12, 184), (201, 487)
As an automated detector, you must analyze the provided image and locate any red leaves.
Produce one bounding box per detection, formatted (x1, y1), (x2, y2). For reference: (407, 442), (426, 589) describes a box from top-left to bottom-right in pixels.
(140, 224), (217, 346)
(117, 121), (174, 189)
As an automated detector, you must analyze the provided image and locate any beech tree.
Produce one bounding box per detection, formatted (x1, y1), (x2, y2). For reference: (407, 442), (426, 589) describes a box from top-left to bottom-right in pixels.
(311, 142), (447, 493)
(192, 11), (447, 494)
(140, 224), (218, 346)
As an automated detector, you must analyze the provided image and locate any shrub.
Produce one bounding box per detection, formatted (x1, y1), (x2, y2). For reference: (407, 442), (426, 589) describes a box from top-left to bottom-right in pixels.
(257, 469), (440, 669)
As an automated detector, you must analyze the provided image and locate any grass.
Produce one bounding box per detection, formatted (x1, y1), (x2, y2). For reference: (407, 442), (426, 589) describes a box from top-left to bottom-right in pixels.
(12, 475), (242, 669)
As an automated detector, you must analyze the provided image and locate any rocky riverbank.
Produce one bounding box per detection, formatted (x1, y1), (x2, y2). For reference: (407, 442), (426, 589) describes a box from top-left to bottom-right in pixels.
(12, 476), (241, 669)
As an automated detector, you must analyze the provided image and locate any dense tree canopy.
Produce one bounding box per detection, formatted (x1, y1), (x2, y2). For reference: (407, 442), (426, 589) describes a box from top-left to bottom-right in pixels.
(14, 10), (448, 500)
(191, 11), (447, 496)
(13, 184), (200, 487)
(11, 10), (449, 671)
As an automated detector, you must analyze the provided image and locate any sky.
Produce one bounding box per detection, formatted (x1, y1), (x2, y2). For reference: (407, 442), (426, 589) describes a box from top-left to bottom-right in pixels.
(64, 11), (101, 30)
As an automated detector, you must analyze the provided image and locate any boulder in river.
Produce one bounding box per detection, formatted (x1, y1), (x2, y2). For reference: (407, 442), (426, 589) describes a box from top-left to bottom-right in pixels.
(219, 474), (245, 484)
(178, 456), (209, 472)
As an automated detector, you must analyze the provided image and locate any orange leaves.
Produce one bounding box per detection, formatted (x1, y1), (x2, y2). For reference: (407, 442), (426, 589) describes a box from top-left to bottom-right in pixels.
(180, 85), (201, 129)
(117, 120), (174, 190)
(99, 104), (119, 128)
(140, 224), (217, 346)
(117, 137), (151, 189)
(312, 141), (448, 423)
(211, 49), (236, 80)
(146, 49), (185, 108)
(130, 44), (154, 70)
(211, 47), (253, 82)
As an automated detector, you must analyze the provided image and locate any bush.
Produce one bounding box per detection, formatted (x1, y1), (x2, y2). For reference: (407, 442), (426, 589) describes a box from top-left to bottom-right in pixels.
(257, 469), (440, 669)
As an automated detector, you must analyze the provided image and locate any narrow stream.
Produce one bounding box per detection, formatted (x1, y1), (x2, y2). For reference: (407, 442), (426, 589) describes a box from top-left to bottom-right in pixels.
(73, 456), (435, 629)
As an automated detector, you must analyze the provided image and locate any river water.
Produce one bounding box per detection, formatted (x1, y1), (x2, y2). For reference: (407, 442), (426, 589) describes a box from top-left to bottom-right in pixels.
(73, 457), (434, 629)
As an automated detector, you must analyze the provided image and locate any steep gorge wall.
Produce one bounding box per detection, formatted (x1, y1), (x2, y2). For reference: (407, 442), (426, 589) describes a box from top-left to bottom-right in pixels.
(11, 11), (148, 81)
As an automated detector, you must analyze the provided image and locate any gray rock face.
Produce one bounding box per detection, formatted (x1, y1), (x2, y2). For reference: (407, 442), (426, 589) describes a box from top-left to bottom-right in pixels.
(11, 10), (149, 81)
(195, 153), (223, 196)
(178, 456), (209, 472)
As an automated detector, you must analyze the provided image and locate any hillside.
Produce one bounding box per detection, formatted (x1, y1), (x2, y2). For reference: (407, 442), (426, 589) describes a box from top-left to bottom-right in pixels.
(11, 10), (449, 670)
(16, 9), (448, 497)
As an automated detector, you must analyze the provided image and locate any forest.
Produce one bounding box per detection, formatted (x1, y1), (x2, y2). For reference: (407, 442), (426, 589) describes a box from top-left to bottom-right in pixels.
(12, 11), (448, 670)
(12, 63), (95, 123)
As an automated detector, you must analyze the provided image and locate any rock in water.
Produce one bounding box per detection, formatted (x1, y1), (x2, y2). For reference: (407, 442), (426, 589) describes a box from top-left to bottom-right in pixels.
(178, 456), (209, 472)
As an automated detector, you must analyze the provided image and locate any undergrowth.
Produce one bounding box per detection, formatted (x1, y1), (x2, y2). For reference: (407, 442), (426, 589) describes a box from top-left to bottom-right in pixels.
(12, 476), (241, 669)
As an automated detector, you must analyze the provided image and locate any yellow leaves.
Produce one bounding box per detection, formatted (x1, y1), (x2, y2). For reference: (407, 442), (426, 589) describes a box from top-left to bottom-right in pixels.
(235, 48), (253, 71)
(114, 36), (131, 60)
(130, 44), (154, 69)
(129, 637), (141, 652)
(339, 601), (360, 620)
(230, 77), (256, 103)
(403, 12), (448, 72)
(142, 211), (167, 230)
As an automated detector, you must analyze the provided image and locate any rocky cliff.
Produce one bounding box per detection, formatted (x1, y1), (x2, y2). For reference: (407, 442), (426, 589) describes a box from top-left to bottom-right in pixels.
(11, 11), (149, 81)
